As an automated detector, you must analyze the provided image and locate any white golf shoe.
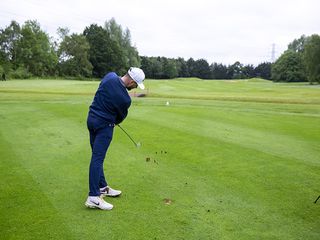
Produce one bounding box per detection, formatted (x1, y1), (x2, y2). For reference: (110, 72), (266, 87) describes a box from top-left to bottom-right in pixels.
(100, 186), (122, 197)
(85, 196), (113, 210)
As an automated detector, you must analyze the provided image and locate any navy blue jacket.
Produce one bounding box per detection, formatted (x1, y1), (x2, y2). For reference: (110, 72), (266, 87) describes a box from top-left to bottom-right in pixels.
(88, 72), (131, 127)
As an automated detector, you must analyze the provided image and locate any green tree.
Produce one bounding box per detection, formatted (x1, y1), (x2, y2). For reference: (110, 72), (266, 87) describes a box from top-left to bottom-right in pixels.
(84, 24), (108, 77)
(194, 59), (211, 79)
(242, 64), (255, 78)
(210, 63), (229, 79)
(58, 29), (92, 77)
(105, 18), (140, 71)
(303, 34), (320, 84)
(254, 62), (272, 79)
(271, 50), (306, 82)
(176, 57), (189, 77)
(228, 61), (244, 79)
(84, 24), (125, 77)
(0, 20), (21, 72)
(124, 29), (140, 67)
(16, 20), (57, 76)
(140, 56), (153, 78)
(162, 58), (178, 79)
(288, 35), (308, 53)
(186, 58), (196, 77)
(152, 57), (164, 78)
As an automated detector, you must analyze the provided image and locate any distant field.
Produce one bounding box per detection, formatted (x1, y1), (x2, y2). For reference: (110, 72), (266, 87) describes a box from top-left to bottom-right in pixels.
(0, 78), (319, 239)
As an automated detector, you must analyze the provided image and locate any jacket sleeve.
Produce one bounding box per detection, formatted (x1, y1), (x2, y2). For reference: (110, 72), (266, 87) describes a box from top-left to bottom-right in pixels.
(115, 101), (130, 125)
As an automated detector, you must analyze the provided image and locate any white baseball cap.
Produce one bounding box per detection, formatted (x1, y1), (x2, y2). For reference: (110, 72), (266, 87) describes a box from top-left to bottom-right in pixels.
(128, 67), (145, 89)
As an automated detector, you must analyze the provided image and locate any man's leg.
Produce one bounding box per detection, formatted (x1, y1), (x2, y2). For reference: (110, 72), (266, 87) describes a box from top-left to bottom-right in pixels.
(99, 168), (108, 188)
(88, 126), (113, 196)
(88, 128), (95, 150)
(89, 128), (108, 188)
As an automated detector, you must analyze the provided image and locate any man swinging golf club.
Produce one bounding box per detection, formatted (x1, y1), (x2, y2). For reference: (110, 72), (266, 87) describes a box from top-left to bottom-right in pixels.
(85, 67), (145, 210)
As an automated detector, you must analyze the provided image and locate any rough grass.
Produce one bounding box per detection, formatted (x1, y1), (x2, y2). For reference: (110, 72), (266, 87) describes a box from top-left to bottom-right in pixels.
(0, 78), (319, 239)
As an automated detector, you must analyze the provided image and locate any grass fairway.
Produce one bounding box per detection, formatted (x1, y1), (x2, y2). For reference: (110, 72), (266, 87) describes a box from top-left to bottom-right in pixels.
(0, 78), (319, 239)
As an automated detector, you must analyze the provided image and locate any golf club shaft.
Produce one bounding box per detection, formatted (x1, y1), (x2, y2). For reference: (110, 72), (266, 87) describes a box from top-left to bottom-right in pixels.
(118, 124), (138, 146)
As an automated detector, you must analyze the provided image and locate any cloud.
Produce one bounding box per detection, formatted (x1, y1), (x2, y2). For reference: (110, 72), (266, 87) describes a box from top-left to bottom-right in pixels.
(1, 0), (319, 65)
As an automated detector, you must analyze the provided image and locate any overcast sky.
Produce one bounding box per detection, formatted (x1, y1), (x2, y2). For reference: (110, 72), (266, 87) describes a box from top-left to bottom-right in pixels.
(0, 0), (319, 65)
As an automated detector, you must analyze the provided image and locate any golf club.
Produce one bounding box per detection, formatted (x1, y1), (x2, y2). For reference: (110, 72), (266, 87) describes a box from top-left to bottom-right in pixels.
(118, 124), (141, 148)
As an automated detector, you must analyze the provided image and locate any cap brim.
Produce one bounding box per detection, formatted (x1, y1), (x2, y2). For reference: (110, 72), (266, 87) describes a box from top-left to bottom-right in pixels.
(138, 82), (145, 90)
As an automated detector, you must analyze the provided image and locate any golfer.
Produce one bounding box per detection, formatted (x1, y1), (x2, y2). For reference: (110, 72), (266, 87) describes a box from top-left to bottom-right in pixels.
(85, 67), (145, 210)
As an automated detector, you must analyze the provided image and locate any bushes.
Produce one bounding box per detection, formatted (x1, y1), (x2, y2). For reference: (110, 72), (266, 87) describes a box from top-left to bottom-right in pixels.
(10, 65), (32, 79)
(271, 50), (306, 82)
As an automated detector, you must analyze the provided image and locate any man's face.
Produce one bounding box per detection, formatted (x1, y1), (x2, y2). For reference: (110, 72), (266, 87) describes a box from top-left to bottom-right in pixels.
(126, 80), (138, 90)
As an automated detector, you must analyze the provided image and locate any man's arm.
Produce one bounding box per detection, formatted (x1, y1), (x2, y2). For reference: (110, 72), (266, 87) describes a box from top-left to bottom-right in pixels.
(115, 101), (130, 125)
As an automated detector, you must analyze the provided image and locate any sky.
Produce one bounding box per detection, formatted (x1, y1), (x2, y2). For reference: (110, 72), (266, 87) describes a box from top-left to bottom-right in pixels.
(0, 0), (319, 66)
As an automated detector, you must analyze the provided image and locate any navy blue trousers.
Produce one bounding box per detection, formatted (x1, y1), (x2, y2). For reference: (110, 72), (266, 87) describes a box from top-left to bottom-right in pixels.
(87, 116), (114, 196)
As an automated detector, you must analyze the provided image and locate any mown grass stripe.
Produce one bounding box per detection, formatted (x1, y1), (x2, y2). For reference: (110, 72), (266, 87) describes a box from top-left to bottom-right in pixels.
(121, 117), (319, 239)
(131, 106), (319, 166)
(0, 134), (75, 239)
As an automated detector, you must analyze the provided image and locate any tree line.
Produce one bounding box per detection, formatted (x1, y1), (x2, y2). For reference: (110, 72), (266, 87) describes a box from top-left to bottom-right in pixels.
(0, 18), (139, 79)
(140, 35), (320, 83)
(0, 19), (319, 83)
(140, 57), (271, 80)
